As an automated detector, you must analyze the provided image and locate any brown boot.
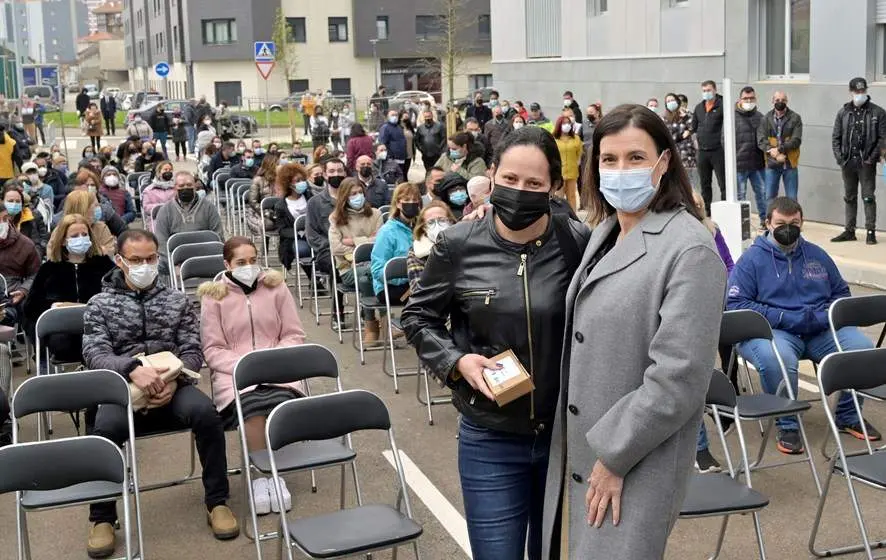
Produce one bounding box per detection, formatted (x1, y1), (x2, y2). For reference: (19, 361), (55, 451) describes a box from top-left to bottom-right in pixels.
(87, 522), (116, 558)
(207, 504), (240, 540)
(363, 319), (381, 347)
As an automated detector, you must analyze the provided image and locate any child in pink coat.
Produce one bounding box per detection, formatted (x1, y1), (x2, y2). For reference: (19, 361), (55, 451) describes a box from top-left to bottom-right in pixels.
(198, 236), (306, 514)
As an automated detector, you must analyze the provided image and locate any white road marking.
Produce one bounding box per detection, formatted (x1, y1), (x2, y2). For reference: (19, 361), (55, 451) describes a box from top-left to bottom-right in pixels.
(382, 449), (472, 558)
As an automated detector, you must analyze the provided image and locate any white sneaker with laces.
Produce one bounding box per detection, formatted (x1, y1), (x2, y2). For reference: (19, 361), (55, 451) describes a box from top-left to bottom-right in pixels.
(268, 478), (286, 513)
(279, 478), (292, 511)
(252, 477), (271, 515)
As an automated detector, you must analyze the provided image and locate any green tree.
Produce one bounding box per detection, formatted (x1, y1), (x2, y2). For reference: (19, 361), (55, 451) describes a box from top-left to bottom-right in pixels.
(271, 8), (299, 143)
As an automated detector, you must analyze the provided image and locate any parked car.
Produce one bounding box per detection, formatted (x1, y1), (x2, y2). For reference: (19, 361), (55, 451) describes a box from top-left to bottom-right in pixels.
(387, 90), (436, 112)
(125, 99), (259, 139)
(267, 94), (303, 112)
(117, 91), (135, 111)
(132, 90), (162, 110)
(102, 87), (122, 98)
(455, 87), (497, 111)
(84, 84), (101, 100)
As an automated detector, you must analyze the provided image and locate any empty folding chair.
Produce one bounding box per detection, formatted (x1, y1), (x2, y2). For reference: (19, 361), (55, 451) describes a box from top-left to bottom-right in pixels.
(166, 230), (222, 280)
(34, 304), (88, 437)
(260, 196), (282, 267)
(292, 215), (333, 323)
(169, 241), (225, 290)
(11, 369), (144, 559)
(829, 294), (886, 404)
(720, 309), (822, 494)
(809, 348), (886, 559)
(329, 252), (355, 343)
(351, 243), (387, 364)
(680, 369), (770, 560)
(381, 256), (419, 393)
(178, 255), (226, 294)
(266, 390), (423, 560)
(232, 345), (357, 558)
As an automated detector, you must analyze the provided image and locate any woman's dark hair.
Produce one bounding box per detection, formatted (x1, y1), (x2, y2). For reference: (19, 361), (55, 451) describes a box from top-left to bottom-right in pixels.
(399, 110), (414, 132)
(553, 115), (574, 139)
(81, 146), (94, 157)
(664, 92), (682, 123)
(677, 94), (689, 106)
(222, 236), (256, 262)
(449, 132), (473, 151)
(351, 123), (366, 137)
(582, 104), (702, 225)
(491, 126), (563, 190)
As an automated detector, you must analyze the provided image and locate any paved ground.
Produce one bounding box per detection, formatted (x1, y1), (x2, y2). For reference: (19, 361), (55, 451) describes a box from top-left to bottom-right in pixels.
(4, 127), (885, 559)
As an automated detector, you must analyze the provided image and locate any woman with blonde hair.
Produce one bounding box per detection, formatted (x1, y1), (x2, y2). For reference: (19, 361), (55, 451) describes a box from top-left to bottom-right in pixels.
(62, 190), (116, 255)
(407, 201), (456, 293)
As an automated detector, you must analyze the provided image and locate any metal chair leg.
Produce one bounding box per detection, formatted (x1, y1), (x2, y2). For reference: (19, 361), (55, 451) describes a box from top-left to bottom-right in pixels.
(706, 515), (729, 560)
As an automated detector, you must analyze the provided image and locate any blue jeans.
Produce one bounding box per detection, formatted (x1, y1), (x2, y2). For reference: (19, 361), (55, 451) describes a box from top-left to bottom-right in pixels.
(185, 124), (196, 154)
(737, 169), (767, 222)
(458, 417), (551, 560)
(738, 327), (871, 431)
(153, 131), (169, 158)
(764, 167), (799, 203)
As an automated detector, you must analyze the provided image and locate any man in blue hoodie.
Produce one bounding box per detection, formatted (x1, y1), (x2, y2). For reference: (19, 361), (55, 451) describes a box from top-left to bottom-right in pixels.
(726, 197), (880, 454)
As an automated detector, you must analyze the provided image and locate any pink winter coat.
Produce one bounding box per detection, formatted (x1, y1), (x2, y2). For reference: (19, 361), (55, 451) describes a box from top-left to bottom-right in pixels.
(141, 182), (177, 231)
(198, 270), (306, 411)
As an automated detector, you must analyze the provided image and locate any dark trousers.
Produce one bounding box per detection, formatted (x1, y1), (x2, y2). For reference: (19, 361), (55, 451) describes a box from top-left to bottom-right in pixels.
(35, 122), (45, 145)
(88, 384), (230, 523)
(90, 136), (101, 151)
(302, 114), (311, 135)
(697, 148), (726, 216)
(174, 141), (187, 158)
(103, 114), (115, 136)
(421, 154), (439, 174)
(841, 163), (877, 231)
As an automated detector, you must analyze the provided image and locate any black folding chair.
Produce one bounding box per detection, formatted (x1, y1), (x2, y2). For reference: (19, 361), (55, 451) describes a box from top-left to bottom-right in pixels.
(381, 257), (417, 393)
(352, 243), (387, 365)
(178, 255), (226, 294)
(232, 345), (357, 558)
(829, 295), (886, 403)
(720, 309), (822, 495)
(680, 369), (770, 560)
(11, 370), (144, 559)
(34, 305), (88, 437)
(809, 348), (886, 559)
(170, 241), (225, 291)
(260, 196), (282, 267)
(266, 390), (423, 560)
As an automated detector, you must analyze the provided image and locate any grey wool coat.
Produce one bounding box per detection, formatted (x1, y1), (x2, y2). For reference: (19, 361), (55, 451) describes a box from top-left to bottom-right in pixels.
(541, 208), (727, 559)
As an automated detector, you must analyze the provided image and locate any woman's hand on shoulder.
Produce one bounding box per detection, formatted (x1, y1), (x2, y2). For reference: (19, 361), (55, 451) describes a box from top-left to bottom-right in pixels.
(461, 203), (491, 222)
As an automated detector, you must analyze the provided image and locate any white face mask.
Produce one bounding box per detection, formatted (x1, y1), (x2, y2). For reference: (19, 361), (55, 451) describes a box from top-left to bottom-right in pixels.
(231, 264), (261, 286)
(513, 122), (524, 130)
(0, 221), (8, 240)
(104, 175), (120, 187)
(120, 259), (158, 290)
(560, 124), (572, 134)
(426, 220), (451, 243)
(741, 102), (756, 111)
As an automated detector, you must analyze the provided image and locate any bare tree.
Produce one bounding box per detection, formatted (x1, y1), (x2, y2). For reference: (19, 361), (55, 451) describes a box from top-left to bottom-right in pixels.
(271, 8), (299, 143)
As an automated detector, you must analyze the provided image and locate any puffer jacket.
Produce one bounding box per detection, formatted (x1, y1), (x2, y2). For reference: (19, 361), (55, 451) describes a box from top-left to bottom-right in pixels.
(198, 270), (307, 411)
(82, 268), (204, 380)
(832, 98), (886, 166)
(691, 94), (725, 151)
(734, 104), (764, 172)
(402, 212), (591, 435)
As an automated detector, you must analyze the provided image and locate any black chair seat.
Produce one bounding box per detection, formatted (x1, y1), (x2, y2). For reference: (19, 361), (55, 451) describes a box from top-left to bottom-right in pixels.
(21, 480), (121, 509)
(182, 277), (209, 289)
(680, 473), (769, 517)
(249, 439), (356, 474)
(297, 257), (314, 266)
(836, 452), (886, 488)
(729, 394), (811, 419)
(360, 296), (386, 309)
(286, 504), (423, 558)
(860, 384), (886, 401)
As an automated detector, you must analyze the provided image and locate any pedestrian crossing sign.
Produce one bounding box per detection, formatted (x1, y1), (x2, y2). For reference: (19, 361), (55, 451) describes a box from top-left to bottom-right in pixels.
(254, 41), (276, 62)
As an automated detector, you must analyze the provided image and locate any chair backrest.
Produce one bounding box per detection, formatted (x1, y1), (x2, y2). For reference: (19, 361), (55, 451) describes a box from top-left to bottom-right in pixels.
(830, 295), (886, 331)
(0, 273), (7, 295)
(12, 369), (130, 418)
(128, 171), (149, 192)
(267, 390), (390, 452)
(150, 204), (162, 221)
(234, 344), (339, 391)
(180, 255), (226, 283)
(378, 205), (391, 214)
(0, 436), (125, 494)
(35, 305), (86, 340)
(294, 213), (307, 235)
(381, 212), (390, 223)
(706, 369), (737, 408)
(818, 348), (886, 396)
(353, 242), (374, 265)
(261, 196), (281, 213)
(171, 241), (224, 269)
(384, 257), (408, 285)
(167, 230), (221, 256)
(719, 309), (773, 347)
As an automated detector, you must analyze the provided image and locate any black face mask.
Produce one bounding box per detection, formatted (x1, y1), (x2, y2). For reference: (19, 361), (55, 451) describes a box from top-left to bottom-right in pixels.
(490, 184), (550, 231)
(358, 166), (373, 178)
(772, 224), (801, 247)
(314, 176), (325, 187)
(774, 101), (787, 112)
(401, 202), (420, 220)
(327, 175), (344, 189)
(178, 188), (195, 204)
(161, 171), (173, 181)
(425, 120), (434, 126)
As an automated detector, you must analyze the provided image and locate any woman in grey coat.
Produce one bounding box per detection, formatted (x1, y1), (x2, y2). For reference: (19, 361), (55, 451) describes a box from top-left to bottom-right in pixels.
(541, 105), (727, 559)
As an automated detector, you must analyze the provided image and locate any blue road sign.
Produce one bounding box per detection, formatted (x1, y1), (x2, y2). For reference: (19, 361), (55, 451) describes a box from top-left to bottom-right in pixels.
(154, 61), (170, 78)
(254, 41), (276, 62)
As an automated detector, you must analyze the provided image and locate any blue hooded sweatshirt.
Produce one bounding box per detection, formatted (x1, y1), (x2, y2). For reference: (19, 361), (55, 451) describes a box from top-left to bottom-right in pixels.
(370, 216), (413, 295)
(726, 234), (850, 336)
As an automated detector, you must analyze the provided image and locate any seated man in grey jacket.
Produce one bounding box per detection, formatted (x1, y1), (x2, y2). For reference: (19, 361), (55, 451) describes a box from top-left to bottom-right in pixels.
(82, 229), (238, 558)
(154, 170), (224, 276)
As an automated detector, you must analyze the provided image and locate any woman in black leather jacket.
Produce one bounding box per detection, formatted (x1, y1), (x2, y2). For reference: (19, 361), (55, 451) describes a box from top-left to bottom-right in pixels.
(402, 126), (590, 560)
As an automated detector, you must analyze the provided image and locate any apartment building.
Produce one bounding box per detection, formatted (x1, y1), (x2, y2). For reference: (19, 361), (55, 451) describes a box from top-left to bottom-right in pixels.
(489, 0), (886, 228)
(1, 0), (89, 64)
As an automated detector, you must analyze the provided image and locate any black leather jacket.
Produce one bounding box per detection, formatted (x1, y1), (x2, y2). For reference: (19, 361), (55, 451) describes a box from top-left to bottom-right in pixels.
(402, 212), (590, 435)
(832, 99), (886, 167)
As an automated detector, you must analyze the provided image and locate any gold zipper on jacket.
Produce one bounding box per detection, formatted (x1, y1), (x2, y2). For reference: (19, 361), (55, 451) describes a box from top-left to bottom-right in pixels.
(461, 288), (496, 304)
(246, 295), (256, 349)
(517, 253), (535, 420)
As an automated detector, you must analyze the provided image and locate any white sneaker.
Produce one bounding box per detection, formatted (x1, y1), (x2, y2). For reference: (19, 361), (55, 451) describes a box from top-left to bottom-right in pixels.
(268, 478), (292, 512)
(268, 478), (281, 513)
(279, 478), (292, 512)
(251, 477), (271, 515)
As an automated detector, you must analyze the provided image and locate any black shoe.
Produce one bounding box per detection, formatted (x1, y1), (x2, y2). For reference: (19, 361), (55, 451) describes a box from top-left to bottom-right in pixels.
(867, 230), (878, 245)
(695, 448), (722, 474)
(838, 419), (882, 442)
(831, 230), (857, 242)
(721, 416), (735, 437)
(776, 429), (805, 455)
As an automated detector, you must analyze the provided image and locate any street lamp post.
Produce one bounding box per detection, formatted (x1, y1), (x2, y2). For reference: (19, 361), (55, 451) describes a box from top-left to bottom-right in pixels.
(369, 39), (379, 93)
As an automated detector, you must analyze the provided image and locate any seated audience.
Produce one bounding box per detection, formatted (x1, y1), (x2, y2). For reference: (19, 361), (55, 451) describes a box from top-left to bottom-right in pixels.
(198, 236), (306, 514)
(21, 160), (55, 209)
(245, 153), (279, 237)
(373, 143), (404, 186)
(60, 190), (117, 256)
(55, 169), (127, 236)
(273, 163), (313, 278)
(306, 163), (325, 196)
(208, 141), (240, 179)
(407, 201), (456, 293)
(4, 184), (48, 259)
(354, 154), (390, 208)
(134, 141), (163, 173)
(229, 148), (258, 180)
(346, 123), (374, 174)
(141, 161), (176, 231)
(82, 229), (238, 557)
(100, 166), (136, 225)
(306, 158), (347, 317)
(370, 182), (421, 313)
(0, 202), (40, 328)
(434, 172), (470, 219)
(435, 131), (487, 180)
(464, 175), (492, 215)
(727, 197), (881, 455)
(422, 166), (445, 206)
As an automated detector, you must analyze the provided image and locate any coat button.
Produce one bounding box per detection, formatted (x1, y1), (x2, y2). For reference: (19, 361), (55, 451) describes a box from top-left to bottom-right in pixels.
(572, 472), (583, 483)
(574, 332), (584, 343)
(568, 404), (579, 415)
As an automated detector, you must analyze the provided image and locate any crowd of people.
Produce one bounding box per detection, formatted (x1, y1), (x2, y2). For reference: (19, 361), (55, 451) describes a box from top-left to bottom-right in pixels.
(0, 76), (882, 560)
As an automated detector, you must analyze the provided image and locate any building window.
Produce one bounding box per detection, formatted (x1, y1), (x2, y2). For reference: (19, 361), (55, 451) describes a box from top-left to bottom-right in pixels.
(764, 0), (810, 77)
(415, 15), (442, 40)
(328, 17), (348, 42)
(478, 14), (490, 38)
(202, 19), (237, 45)
(469, 74), (493, 89)
(330, 78), (351, 96)
(527, 0), (562, 57)
(289, 79), (309, 94)
(287, 17), (306, 43)
(588, 0), (608, 15)
(376, 16), (389, 40)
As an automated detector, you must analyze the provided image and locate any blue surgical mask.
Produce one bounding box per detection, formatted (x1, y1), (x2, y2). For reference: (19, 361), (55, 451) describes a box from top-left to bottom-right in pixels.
(388, 116), (399, 124)
(701, 91), (715, 102)
(598, 153), (665, 213)
(348, 194), (365, 209)
(254, 148), (265, 155)
(449, 190), (468, 206)
(294, 181), (308, 194)
(666, 100), (679, 112)
(66, 235), (92, 255)
(244, 158), (255, 167)
(449, 149), (463, 161)
(4, 202), (21, 215)
(853, 94), (868, 107)
(93, 206), (103, 222)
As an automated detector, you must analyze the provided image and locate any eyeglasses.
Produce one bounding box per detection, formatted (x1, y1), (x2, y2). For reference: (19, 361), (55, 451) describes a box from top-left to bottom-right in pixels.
(120, 253), (159, 266)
